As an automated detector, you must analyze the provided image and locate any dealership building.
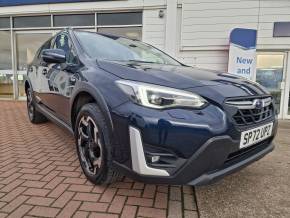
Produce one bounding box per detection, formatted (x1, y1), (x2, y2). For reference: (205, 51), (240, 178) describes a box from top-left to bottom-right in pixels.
(0, 0), (290, 119)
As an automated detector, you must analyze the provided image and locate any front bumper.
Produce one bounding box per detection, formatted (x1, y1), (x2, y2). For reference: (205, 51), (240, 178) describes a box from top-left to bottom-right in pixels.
(113, 125), (275, 186)
(187, 138), (275, 186)
(111, 102), (277, 185)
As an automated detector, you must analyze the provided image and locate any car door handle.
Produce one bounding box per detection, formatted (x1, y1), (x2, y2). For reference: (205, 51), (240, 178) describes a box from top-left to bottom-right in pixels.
(42, 69), (48, 75)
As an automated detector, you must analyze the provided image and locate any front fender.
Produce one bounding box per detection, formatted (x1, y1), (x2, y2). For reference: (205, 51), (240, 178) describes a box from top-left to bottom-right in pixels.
(70, 81), (114, 132)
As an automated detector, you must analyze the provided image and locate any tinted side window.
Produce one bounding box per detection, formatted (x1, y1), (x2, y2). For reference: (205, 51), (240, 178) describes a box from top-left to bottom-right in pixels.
(53, 33), (78, 64)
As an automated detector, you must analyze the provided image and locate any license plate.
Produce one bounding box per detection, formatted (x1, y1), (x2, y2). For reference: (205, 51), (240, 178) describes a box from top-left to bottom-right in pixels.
(240, 122), (273, 149)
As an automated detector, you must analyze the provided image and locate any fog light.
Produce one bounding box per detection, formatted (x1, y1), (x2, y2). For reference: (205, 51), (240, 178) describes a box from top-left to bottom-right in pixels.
(144, 145), (187, 175)
(151, 155), (160, 163)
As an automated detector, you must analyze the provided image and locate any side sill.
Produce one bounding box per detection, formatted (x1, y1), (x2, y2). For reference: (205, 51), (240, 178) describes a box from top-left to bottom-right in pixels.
(36, 104), (74, 135)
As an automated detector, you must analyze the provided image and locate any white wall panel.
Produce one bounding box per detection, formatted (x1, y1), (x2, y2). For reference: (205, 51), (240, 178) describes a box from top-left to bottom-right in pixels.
(183, 8), (259, 18)
(182, 1), (258, 11)
(142, 9), (166, 49)
(180, 0), (259, 49)
(260, 1), (290, 8)
(179, 0), (290, 50)
(257, 0), (290, 49)
(177, 50), (228, 71)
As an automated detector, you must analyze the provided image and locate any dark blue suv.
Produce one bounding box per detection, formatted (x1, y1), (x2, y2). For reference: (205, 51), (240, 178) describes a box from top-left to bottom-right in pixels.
(25, 29), (277, 185)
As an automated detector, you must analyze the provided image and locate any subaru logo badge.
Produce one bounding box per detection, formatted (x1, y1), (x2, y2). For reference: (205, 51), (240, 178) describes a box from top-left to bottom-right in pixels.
(253, 99), (264, 109)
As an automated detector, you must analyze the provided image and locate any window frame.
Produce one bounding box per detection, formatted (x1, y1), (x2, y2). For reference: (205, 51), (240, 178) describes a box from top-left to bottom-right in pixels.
(7, 11), (143, 33)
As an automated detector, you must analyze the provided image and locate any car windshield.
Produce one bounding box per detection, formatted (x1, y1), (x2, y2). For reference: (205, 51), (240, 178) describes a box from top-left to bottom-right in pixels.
(75, 31), (181, 66)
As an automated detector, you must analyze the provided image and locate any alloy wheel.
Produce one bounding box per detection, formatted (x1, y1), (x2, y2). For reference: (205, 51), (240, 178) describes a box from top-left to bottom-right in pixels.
(77, 116), (103, 175)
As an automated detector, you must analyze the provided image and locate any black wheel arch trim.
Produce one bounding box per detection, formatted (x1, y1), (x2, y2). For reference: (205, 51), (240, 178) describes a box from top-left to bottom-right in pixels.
(24, 79), (32, 93)
(24, 79), (38, 103)
(70, 81), (114, 133)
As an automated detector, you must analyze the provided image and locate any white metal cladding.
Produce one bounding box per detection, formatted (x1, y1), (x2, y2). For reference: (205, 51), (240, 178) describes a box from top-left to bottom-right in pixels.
(179, 0), (290, 51)
(142, 9), (166, 50)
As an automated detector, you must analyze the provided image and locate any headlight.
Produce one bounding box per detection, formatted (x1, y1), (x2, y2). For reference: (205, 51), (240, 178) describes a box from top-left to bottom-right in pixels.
(116, 80), (207, 109)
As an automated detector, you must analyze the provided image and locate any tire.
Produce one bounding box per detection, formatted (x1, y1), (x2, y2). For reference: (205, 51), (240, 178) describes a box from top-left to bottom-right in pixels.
(26, 87), (47, 124)
(75, 103), (121, 185)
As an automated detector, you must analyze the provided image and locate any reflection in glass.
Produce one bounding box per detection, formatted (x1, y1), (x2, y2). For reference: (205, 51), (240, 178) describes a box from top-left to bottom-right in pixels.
(98, 27), (142, 40)
(97, 12), (142, 26)
(0, 31), (13, 98)
(13, 16), (51, 28)
(17, 74), (28, 98)
(0, 17), (10, 29)
(0, 73), (13, 98)
(53, 14), (95, 27)
(16, 33), (51, 98)
(256, 54), (284, 114)
(16, 33), (51, 71)
(76, 31), (180, 66)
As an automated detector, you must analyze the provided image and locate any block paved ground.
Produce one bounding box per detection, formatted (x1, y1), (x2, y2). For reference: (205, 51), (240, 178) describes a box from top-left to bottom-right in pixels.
(0, 101), (198, 218)
(195, 121), (290, 218)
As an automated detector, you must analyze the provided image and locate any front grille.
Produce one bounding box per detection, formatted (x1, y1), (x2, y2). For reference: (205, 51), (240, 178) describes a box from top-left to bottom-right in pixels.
(233, 104), (274, 125)
(225, 97), (274, 126)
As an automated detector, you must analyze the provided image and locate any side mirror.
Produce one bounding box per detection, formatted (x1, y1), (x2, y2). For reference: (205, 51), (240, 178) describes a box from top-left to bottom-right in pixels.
(41, 49), (66, 64)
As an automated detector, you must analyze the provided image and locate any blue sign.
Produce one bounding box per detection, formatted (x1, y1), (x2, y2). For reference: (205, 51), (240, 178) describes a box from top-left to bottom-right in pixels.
(0, 0), (109, 7)
(229, 28), (257, 49)
(228, 28), (257, 80)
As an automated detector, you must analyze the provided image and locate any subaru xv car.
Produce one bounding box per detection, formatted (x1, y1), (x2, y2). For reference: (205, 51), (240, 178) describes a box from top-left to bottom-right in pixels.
(25, 29), (277, 185)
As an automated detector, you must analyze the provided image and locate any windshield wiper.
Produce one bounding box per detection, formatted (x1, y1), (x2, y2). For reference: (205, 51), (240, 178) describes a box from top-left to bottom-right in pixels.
(127, 60), (157, 64)
(100, 59), (158, 64)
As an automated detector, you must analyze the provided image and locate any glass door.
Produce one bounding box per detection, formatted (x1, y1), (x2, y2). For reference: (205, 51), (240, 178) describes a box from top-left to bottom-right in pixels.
(283, 52), (290, 119)
(14, 31), (52, 99)
(0, 31), (13, 99)
(256, 52), (286, 118)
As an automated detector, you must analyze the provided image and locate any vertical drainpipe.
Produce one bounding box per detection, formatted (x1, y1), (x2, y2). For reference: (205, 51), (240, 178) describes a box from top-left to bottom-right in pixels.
(165, 0), (178, 57)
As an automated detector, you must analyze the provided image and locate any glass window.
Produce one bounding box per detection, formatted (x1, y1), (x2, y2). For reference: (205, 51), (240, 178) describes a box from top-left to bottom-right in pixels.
(53, 14), (95, 27)
(0, 17), (10, 29)
(97, 12), (142, 26)
(13, 16), (51, 28)
(75, 31), (180, 66)
(256, 53), (284, 113)
(16, 33), (52, 98)
(274, 22), (290, 37)
(16, 33), (52, 71)
(0, 31), (11, 70)
(53, 33), (78, 64)
(0, 31), (13, 98)
(98, 26), (142, 40)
